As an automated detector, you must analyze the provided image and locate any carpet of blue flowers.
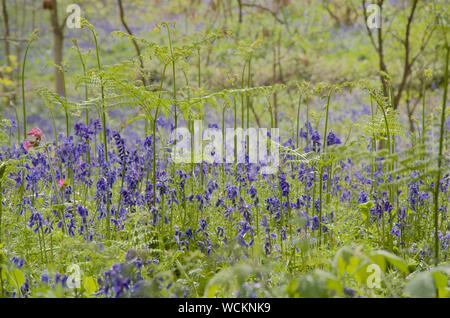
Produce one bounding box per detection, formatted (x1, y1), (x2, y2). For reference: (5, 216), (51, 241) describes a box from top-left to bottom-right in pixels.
(0, 16), (449, 298)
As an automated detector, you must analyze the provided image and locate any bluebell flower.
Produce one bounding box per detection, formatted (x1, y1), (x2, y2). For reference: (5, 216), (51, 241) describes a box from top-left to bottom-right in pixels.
(11, 256), (24, 268)
(358, 190), (368, 203)
(326, 130), (342, 146)
(278, 173), (290, 197)
(74, 122), (94, 140)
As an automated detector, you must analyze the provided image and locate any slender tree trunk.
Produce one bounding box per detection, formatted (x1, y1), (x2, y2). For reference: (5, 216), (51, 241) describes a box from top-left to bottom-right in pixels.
(405, 84), (415, 134)
(117, 0), (146, 86)
(53, 29), (64, 96)
(1, 0), (11, 67)
(273, 44), (278, 128)
(1, 0), (15, 103)
(237, 0), (242, 22)
(50, 0), (64, 96)
(393, 0), (418, 110)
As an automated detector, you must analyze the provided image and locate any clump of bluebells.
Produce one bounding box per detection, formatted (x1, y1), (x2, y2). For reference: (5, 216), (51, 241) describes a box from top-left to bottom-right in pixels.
(1, 81), (448, 299)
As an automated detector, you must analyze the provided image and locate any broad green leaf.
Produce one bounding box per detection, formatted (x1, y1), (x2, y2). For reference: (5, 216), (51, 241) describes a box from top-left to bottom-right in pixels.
(370, 250), (409, 273)
(431, 271), (449, 298)
(206, 284), (221, 298)
(8, 268), (26, 292)
(353, 262), (371, 285)
(368, 254), (387, 272)
(83, 276), (98, 295)
(404, 272), (436, 298)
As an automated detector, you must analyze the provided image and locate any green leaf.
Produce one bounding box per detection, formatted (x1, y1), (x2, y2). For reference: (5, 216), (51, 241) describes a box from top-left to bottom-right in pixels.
(206, 284), (221, 298)
(431, 271), (447, 288)
(370, 250), (409, 273)
(295, 273), (330, 298)
(315, 270), (343, 296)
(127, 115), (147, 126)
(353, 262), (371, 285)
(8, 268), (26, 293)
(404, 272), (436, 298)
(333, 246), (355, 275)
(368, 254), (387, 272)
(0, 267), (7, 281)
(358, 201), (374, 220)
(82, 276), (98, 295)
(431, 269), (450, 298)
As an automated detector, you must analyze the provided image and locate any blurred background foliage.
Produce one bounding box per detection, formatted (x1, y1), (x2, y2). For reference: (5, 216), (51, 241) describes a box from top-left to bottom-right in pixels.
(0, 0), (448, 139)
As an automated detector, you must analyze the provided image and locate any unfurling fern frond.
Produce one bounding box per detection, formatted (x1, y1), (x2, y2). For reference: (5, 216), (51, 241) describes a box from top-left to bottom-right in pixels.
(36, 87), (77, 114)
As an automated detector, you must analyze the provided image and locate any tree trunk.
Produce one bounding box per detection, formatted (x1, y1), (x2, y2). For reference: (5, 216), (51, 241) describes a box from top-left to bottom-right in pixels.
(1, 0), (14, 103)
(237, 0), (242, 23)
(406, 96), (415, 134)
(393, 0), (418, 110)
(53, 29), (64, 96)
(117, 0), (146, 86)
(1, 0), (10, 66)
(50, 0), (64, 96)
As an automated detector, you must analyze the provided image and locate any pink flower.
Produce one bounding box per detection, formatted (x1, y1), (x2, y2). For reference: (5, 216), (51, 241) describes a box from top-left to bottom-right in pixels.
(27, 128), (43, 140)
(23, 140), (34, 151)
(24, 128), (42, 151)
(58, 179), (67, 188)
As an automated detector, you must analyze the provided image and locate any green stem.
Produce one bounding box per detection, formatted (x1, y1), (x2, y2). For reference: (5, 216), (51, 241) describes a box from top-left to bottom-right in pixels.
(61, 66), (70, 137)
(422, 78), (426, 155)
(234, 95), (237, 174)
(222, 106), (226, 178)
(76, 44), (89, 125)
(306, 95), (309, 149)
(21, 37), (35, 139)
(45, 146), (67, 235)
(241, 62), (246, 130)
(88, 22), (110, 239)
(370, 95), (375, 194)
(74, 39), (90, 181)
(246, 55), (252, 155)
(433, 45), (449, 265)
(0, 183), (2, 244)
(153, 63), (168, 206)
(13, 107), (20, 146)
(197, 47), (201, 88)
(116, 158), (127, 219)
(318, 89), (333, 244)
(164, 23), (177, 135)
(296, 94), (301, 149)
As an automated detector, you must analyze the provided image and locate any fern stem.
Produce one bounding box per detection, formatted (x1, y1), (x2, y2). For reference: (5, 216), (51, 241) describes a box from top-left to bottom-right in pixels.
(61, 65), (70, 137)
(197, 47), (201, 88)
(433, 44), (449, 264)
(21, 36), (34, 139)
(318, 89), (333, 244)
(296, 93), (301, 150)
(153, 63), (168, 206)
(240, 62), (246, 133)
(370, 95), (375, 194)
(421, 77), (426, 157)
(75, 43), (91, 169)
(247, 55), (251, 129)
(74, 41), (89, 125)
(86, 21), (111, 239)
